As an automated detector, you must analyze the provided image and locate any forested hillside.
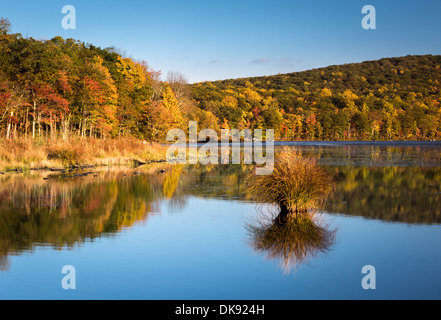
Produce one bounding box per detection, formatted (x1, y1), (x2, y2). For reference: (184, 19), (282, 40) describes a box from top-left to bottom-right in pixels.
(192, 55), (441, 140)
(0, 18), (192, 142)
(1, 16), (441, 142)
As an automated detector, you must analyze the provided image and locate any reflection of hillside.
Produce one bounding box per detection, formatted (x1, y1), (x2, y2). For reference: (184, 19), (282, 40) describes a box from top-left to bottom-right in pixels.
(178, 164), (441, 225)
(0, 166), (170, 271)
(179, 164), (252, 201)
(2, 162), (440, 271)
(326, 167), (441, 224)
(283, 145), (441, 168)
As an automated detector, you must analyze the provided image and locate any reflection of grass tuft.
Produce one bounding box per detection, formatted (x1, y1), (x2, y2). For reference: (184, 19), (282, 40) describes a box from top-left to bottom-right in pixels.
(246, 211), (336, 274)
(247, 148), (335, 220)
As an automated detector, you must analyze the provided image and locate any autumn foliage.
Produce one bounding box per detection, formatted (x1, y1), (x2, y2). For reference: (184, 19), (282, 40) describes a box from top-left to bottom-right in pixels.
(192, 55), (441, 141)
(0, 18), (190, 141)
(1, 17), (441, 142)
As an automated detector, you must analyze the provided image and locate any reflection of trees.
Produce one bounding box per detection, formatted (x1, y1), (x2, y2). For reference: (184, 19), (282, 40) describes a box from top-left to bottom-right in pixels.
(2, 160), (440, 271)
(0, 168), (169, 271)
(180, 164), (441, 225)
(163, 166), (183, 199)
(179, 164), (251, 200)
(282, 145), (441, 168)
(246, 211), (336, 274)
(327, 167), (441, 224)
(0, 164), (253, 270)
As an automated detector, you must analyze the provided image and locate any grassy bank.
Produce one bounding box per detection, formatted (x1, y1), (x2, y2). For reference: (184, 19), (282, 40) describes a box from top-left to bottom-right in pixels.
(0, 137), (168, 171)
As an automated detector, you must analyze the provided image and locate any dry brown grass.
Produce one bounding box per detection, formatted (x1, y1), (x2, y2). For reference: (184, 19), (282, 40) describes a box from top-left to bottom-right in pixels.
(247, 148), (335, 219)
(0, 137), (168, 171)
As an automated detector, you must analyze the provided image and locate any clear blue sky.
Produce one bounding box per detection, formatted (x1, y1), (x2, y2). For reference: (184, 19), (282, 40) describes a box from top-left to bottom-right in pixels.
(1, 0), (441, 83)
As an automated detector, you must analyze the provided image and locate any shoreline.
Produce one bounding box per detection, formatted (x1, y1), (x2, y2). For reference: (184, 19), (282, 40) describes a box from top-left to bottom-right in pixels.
(0, 159), (168, 174)
(2, 138), (441, 172)
(0, 137), (168, 172)
(164, 140), (441, 146)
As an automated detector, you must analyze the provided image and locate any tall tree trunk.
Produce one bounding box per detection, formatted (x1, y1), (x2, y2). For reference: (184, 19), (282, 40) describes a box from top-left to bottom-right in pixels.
(32, 101), (37, 139)
(81, 108), (86, 138)
(81, 112), (86, 138)
(13, 123), (17, 140)
(25, 107), (29, 139)
(50, 112), (53, 140)
(63, 114), (70, 141)
(38, 113), (41, 138)
(6, 111), (13, 139)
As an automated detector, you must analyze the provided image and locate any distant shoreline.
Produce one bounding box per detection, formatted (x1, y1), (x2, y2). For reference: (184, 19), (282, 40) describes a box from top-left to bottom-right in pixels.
(1, 137), (441, 172)
(165, 140), (441, 146)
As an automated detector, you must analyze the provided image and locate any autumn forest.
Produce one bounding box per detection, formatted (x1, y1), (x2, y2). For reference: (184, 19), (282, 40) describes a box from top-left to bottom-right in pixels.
(1, 17), (441, 142)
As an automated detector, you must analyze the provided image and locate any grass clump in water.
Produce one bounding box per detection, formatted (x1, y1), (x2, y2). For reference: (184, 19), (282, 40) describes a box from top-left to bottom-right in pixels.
(247, 148), (335, 222)
(246, 148), (338, 273)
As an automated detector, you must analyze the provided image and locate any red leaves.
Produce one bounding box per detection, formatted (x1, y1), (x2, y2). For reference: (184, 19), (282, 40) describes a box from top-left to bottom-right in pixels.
(32, 83), (69, 120)
(57, 71), (72, 94)
(252, 107), (260, 119)
(83, 76), (102, 94)
(306, 114), (317, 126)
(0, 83), (12, 109)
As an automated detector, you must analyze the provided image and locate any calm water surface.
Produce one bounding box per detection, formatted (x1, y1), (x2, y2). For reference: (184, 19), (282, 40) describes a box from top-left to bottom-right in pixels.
(1, 142), (441, 299)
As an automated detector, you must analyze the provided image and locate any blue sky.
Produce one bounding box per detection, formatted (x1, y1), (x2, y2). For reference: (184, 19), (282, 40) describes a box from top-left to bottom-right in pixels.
(1, 0), (441, 83)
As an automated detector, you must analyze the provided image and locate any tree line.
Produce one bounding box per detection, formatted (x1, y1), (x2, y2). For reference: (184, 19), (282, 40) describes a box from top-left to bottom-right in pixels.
(0, 18), (191, 141)
(192, 55), (441, 140)
(1, 17), (441, 142)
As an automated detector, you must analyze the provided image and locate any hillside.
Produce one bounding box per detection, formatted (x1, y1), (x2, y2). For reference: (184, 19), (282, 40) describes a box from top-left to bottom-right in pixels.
(0, 17), (185, 142)
(191, 55), (441, 140)
(1, 15), (440, 142)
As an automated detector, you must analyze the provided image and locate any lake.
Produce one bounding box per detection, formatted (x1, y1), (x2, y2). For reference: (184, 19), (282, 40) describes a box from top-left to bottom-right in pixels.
(1, 142), (441, 300)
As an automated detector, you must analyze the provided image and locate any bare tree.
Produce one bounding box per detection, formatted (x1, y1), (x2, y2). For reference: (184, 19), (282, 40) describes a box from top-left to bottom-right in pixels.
(0, 17), (11, 35)
(166, 71), (190, 110)
(149, 69), (163, 103)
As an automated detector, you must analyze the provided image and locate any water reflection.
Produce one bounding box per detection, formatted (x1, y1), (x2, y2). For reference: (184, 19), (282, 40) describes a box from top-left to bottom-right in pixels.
(1, 144), (441, 272)
(327, 166), (441, 224)
(180, 164), (441, 225)
(278, 143), (441, 167)
(246, 210), (336, 274)
(0, 165), (171, 271)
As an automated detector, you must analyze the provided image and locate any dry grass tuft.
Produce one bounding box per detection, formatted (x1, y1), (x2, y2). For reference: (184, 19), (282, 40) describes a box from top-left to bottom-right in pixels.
(247, 148), (335, 219)
(46, 141), (87, 165)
